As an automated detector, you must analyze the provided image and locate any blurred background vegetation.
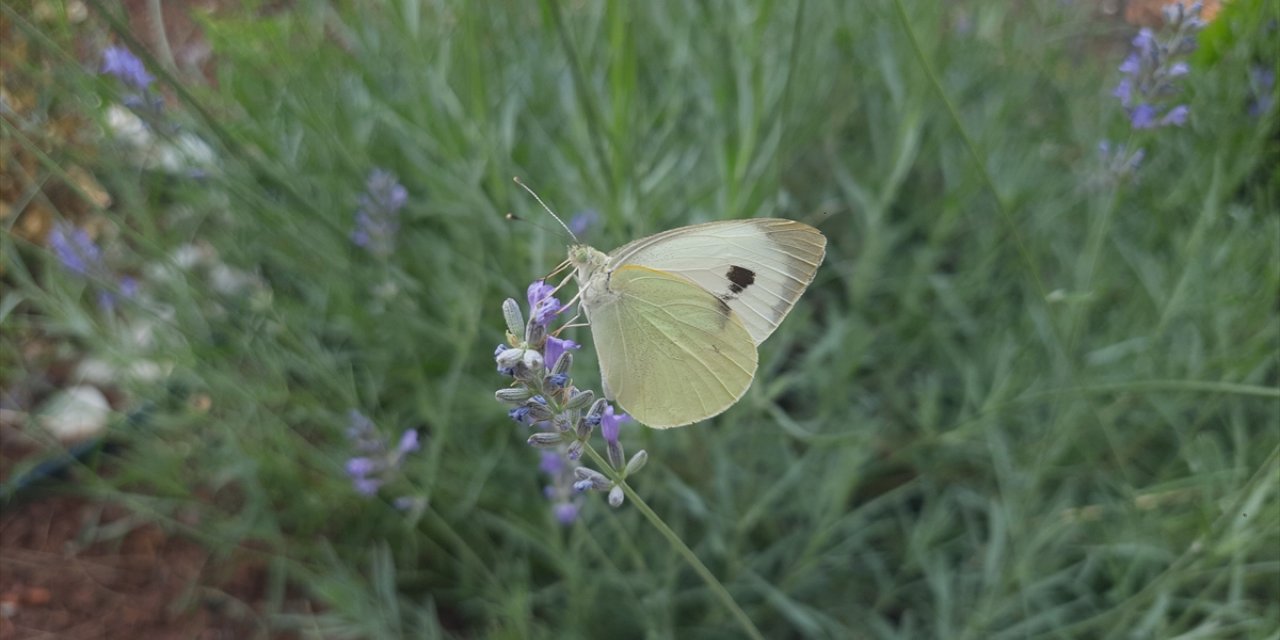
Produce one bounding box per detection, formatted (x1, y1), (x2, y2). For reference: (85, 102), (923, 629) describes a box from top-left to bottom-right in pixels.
(2, 0), (1277, 637)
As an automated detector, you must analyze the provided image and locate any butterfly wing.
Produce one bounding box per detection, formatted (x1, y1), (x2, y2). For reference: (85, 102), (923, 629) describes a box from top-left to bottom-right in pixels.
(587, 265), (758, 429)
(608, 219), (826, 345)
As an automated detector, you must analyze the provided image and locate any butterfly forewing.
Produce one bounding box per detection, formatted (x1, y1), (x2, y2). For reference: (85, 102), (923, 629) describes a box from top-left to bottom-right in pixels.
(587, 265), (758, 428)
(608, 219), (826, 345)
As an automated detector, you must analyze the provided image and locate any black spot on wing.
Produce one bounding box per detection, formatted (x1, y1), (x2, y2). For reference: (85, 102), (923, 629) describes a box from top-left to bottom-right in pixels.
(726, 265), (756, 296)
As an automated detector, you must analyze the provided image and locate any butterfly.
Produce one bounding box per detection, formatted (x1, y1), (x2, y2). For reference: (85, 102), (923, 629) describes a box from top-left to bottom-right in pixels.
(564, 218), (826, 428)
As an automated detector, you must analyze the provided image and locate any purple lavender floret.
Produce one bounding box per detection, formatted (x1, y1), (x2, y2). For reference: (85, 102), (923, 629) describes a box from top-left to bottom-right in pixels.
(101, 45), (154, 91)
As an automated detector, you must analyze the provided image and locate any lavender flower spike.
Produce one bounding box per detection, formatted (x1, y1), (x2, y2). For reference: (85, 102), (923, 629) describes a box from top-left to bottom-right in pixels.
(343, 410), (422, 502)
(493, 280), (650, 518)
(351, 169), (408, 257)
(1111, 3), (1203, 130)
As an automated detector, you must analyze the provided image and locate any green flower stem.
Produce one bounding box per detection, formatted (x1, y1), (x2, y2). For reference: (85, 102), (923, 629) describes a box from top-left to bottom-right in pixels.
(581, 443), (765, 640)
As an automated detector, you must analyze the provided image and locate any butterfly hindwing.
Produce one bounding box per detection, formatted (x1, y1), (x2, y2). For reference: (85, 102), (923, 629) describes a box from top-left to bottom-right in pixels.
(587, 265), (758, 429)
(607, 219), (826, 345)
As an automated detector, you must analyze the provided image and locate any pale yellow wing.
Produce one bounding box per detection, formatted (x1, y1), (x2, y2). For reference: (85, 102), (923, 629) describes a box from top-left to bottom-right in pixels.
(608, 219), (826, 345)
(587, 265), (758, 429)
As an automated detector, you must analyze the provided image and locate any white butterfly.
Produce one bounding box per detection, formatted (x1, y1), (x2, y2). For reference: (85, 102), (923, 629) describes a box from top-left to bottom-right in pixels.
(566, 218), (826, 428)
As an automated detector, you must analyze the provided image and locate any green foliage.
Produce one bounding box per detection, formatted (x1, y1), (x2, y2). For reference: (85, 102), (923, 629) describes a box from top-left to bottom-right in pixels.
(3, 0), (1277, 637)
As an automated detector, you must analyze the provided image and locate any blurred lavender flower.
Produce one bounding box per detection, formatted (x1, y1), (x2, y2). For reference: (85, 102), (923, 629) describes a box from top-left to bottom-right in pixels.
(569, 210), (599, 237)
(1112, 3), (1205, 130)
(351, 170), (408, 257)
(48, 223), (137, 310)
(600, 403), (631, 472)
(1094, 140), (1146, 186)
(343, 410), (421, 503)
(101, 45), (154, 91)
(50, 223), (103, 277)
(101, 45), (165, 122)
(540, 450), (581, 525)
(1248, 66), (1275, 118)
(493, 279), (648, 516)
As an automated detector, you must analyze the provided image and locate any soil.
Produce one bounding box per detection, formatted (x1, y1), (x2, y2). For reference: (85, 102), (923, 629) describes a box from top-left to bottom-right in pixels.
(0, 494), (300, 640)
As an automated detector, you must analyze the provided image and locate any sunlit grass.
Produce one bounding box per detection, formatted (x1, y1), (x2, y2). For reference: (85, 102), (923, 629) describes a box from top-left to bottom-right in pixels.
(2, 0), (1277, 637)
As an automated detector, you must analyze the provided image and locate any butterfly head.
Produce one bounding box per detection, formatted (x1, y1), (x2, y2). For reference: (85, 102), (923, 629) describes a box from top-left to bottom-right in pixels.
(568, 244), (609, 283)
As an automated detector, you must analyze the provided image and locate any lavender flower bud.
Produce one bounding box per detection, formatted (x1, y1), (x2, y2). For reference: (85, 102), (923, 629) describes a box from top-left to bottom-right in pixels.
(566, 389), (594, 411)
(526, 397), (555, 422)
(527, 432), (564, 447)
(502, 298), (525, 341)
(553, 502), (579, 524)
(551, 414), (574, 433)
(625, 450), (648, 476)
(575, 417), (594, 441)
(607, 440), (625, 471)
(526, 319), (547, 347)
(585, 398), (608, 425)
(608, 485), (625, 507)
(573, 467), (612, 491)
(495, 387), (533, 404)
(566, 440), (583, 460)
(521, 349), (544, 371)
(496, 347), (525, 370)
(551, 351), (573, 376)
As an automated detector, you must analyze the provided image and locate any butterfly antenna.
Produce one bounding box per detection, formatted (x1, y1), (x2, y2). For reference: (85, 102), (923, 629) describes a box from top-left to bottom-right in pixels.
(514, 176), (579, 243)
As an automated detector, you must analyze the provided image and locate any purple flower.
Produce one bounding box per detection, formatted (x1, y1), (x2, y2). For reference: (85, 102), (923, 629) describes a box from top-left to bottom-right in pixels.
(48, 223), (137, 311)
(509, 406), (532, 424)
(538, 447), (581, 525)
(527, 280), (555, 307)
(346, 457), (378, 477)
(49, 223), (102, 277)
(1159, 105), (1189, 127)
(397, 429), (420, 454)
(101, 46), (153, 90)
(569, 210), (599, 237)
(1112, 78), (1134, 107)
(363, 170), (408, 212)
(1132, 28), (1156, 58)
(1111, 8), (1202, 131)
(543, 335), (579, 371)
(553, 502), (579, 525)
(343, 410), (420, 499)
(600, 403), (630, 444)
(351, 169), (407, 256)
(1130, 104), (1159, 129)
(539, 450), (564, 475)
(354, 477), (383, 496)
(1118, 54), (1141, 75)
(526, 280), (563, 327)
(1249, 66), (1275, 117)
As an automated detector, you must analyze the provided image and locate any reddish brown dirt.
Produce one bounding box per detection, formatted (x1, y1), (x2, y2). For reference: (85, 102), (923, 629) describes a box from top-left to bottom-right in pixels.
(0, 495), (301, 639)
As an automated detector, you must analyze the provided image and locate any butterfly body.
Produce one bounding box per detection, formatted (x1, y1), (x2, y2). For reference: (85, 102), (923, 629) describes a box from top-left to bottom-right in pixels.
(569, 219), (825, 429)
